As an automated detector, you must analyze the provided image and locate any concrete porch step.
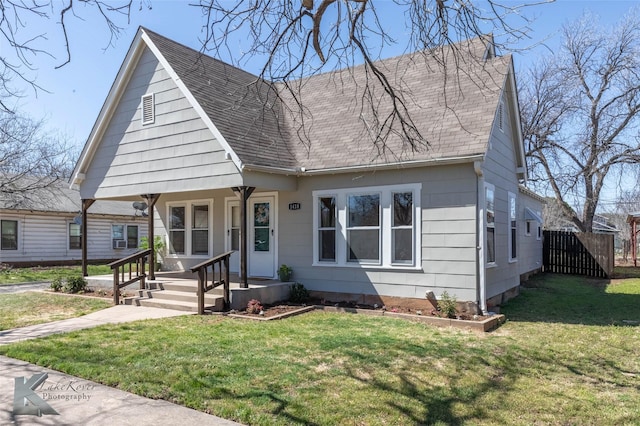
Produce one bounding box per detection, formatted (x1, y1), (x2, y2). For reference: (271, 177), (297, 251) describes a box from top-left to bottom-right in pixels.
(136, 289), (220, 304)
(126, 297), (219, 312)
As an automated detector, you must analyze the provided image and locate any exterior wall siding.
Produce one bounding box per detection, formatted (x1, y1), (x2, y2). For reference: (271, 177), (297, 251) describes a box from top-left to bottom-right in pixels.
(482, 94), (522, 300)
(278, 165), (479, 303)
(80, 47), (243, 200)
(0, 212), (147, 264)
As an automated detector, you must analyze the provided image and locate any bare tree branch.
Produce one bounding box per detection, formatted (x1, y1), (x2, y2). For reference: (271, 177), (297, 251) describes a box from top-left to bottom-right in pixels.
(522, 9), (640, 232)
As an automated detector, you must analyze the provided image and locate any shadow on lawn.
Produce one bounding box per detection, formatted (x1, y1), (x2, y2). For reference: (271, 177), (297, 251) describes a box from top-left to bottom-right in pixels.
(501, 272), (640, 326)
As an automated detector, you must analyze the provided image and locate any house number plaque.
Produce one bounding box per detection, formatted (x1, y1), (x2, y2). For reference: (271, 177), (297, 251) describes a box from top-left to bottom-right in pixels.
(288, 203), (301, 210)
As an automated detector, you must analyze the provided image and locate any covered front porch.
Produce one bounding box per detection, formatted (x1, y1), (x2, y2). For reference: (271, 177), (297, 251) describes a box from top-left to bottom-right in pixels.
(86, 268), (291, 313)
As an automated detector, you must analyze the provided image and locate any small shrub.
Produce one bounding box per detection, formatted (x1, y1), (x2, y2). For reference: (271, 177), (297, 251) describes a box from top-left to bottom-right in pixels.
(64, 276), (87, 294)
(289, 282), (309, 303)
(246, 299), (263, 314)
(278, 264), (293, 281)
(437, 291), (458, 318)
(50, 277), (63, 292)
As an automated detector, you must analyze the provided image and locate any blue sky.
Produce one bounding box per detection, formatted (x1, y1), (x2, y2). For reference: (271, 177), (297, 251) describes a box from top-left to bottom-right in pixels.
(6, 0), (639, 206)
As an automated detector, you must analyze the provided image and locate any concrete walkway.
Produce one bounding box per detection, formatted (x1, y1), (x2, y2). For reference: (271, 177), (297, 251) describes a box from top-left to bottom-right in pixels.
(0, 304), (244, 425)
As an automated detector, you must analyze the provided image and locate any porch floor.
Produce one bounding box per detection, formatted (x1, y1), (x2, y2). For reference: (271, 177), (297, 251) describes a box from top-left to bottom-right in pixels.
(85, 271), (290, 313)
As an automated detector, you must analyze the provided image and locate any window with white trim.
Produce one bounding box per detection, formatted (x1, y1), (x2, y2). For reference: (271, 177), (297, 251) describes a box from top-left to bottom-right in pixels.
(508, 192), (517, 261)
(167, 201), (213, 256)
(192, 204), (209, 256)
(525, 221), (532, 237)
(313, 184), (421, 268)
(347, 193), (380, 263)
(318, 196), (336, 262)
(141, 93), (155, 125)
(69, 223), (82, 250)
(169, 206), (186, 255)
(1, 220), (18, 250)
(485, 183), (496, 264)
(392, 192), (413, 264)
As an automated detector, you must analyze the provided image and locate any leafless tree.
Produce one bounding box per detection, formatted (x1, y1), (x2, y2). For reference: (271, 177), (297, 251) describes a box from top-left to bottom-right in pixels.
(521, 9), (640, 233)
(0, 0), (145, 113)
(0, 109), (76, 208)
(195, 0), (547, 152)
(2, 1), (547, 147)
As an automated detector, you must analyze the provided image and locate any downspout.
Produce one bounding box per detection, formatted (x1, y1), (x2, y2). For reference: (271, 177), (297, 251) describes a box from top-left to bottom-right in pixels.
(474, 161), (488, 314)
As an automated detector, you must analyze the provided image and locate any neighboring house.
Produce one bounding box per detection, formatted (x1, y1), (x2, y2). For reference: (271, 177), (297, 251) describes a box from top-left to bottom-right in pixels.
(70, 27), (543, 313)
(0, 178), (148, 266)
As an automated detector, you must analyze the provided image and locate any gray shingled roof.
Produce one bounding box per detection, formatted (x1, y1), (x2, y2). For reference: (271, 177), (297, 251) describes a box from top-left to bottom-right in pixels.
(143, 29), (510, 171)
(144, 29), (297, 169)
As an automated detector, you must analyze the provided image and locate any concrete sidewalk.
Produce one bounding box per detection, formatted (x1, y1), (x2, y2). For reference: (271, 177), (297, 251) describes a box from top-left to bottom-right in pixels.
(0, 355), (243, 425)
(0, 305), (194, 345)
(0, 305), (244, 425)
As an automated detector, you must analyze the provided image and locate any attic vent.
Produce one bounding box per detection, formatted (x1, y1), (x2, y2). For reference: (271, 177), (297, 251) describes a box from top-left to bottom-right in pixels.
(141, 93), (155, 125)
(498, 101), (504, 132)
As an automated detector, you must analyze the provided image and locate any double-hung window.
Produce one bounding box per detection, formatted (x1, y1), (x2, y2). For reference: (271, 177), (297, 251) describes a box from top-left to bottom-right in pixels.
(1, 220), (18, 250)
(167, 201), (212, 256)
(318, 196), (336, 262)
(169, 206), (186, 255)
(192, 204), (209, 256)
(313, 184), (421, 269)
(485, 184), (496, 264)
(508, 192), (517, 262)
(69, 223), (82, 250)
(347, 193), (380, 263)
(392, 192), (413, 264)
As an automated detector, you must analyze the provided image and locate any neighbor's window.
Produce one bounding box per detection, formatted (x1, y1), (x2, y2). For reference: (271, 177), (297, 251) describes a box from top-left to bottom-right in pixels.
(313, 184), (421, 268)
(486, 184), (495, 264)
(1, 220), (18, 250)
(112, 225), (124, 242)
(508, 192), (517, 262)
(127, 226), (139, 249)
(392, 192), (413, 264)
(69, 223), (82, 250)
(318, 196), (336, 262)
(169, 206), (186, 254)
(192, 204), (209, 255)
(347, 193), (380, 263)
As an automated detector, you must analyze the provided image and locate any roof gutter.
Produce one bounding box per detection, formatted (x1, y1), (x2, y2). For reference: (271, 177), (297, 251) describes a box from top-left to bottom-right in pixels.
(241, 154), (485, 176)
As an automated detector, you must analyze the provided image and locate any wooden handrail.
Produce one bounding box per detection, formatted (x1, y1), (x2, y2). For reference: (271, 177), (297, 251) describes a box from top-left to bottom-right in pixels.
(190, 250), (233, 314)
(109, 249), (151, 305)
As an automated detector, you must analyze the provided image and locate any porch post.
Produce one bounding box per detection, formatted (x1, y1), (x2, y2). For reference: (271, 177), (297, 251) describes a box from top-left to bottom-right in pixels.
(81, 199), (95, 277)
(142, 194), (161, 280)
(232, 186), (255, 288)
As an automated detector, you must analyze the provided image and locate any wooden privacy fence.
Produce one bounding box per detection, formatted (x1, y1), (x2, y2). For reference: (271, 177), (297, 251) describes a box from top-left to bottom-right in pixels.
(543, 230), (614, 278)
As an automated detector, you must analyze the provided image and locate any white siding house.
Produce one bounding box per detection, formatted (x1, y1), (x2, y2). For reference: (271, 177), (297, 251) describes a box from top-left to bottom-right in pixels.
(0, 180), (148, 266)
(70, 27), (543, 313)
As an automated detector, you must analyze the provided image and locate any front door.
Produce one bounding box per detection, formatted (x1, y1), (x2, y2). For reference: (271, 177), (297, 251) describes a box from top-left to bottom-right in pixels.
(249, 196), (275, 277)
(226, 196), (276, 278)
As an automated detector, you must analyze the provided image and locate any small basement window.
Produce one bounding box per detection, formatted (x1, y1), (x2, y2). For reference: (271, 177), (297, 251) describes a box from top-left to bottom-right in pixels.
(141, 93), (155, 125)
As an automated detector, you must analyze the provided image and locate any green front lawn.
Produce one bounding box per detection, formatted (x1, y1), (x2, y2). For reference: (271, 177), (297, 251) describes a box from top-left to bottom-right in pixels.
(0, 264), (112, 285)
(1, 273), (639, 425)
(0, 292), (111, 330)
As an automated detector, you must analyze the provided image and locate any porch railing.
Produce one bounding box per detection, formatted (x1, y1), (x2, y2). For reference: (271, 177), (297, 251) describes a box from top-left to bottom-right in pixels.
(190, 251), (233, 314)
(109, 249), (151, 305)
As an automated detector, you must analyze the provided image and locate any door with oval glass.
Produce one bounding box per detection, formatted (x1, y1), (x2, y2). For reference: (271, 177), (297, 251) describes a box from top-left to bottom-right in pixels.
(249, 196), (275, 277)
